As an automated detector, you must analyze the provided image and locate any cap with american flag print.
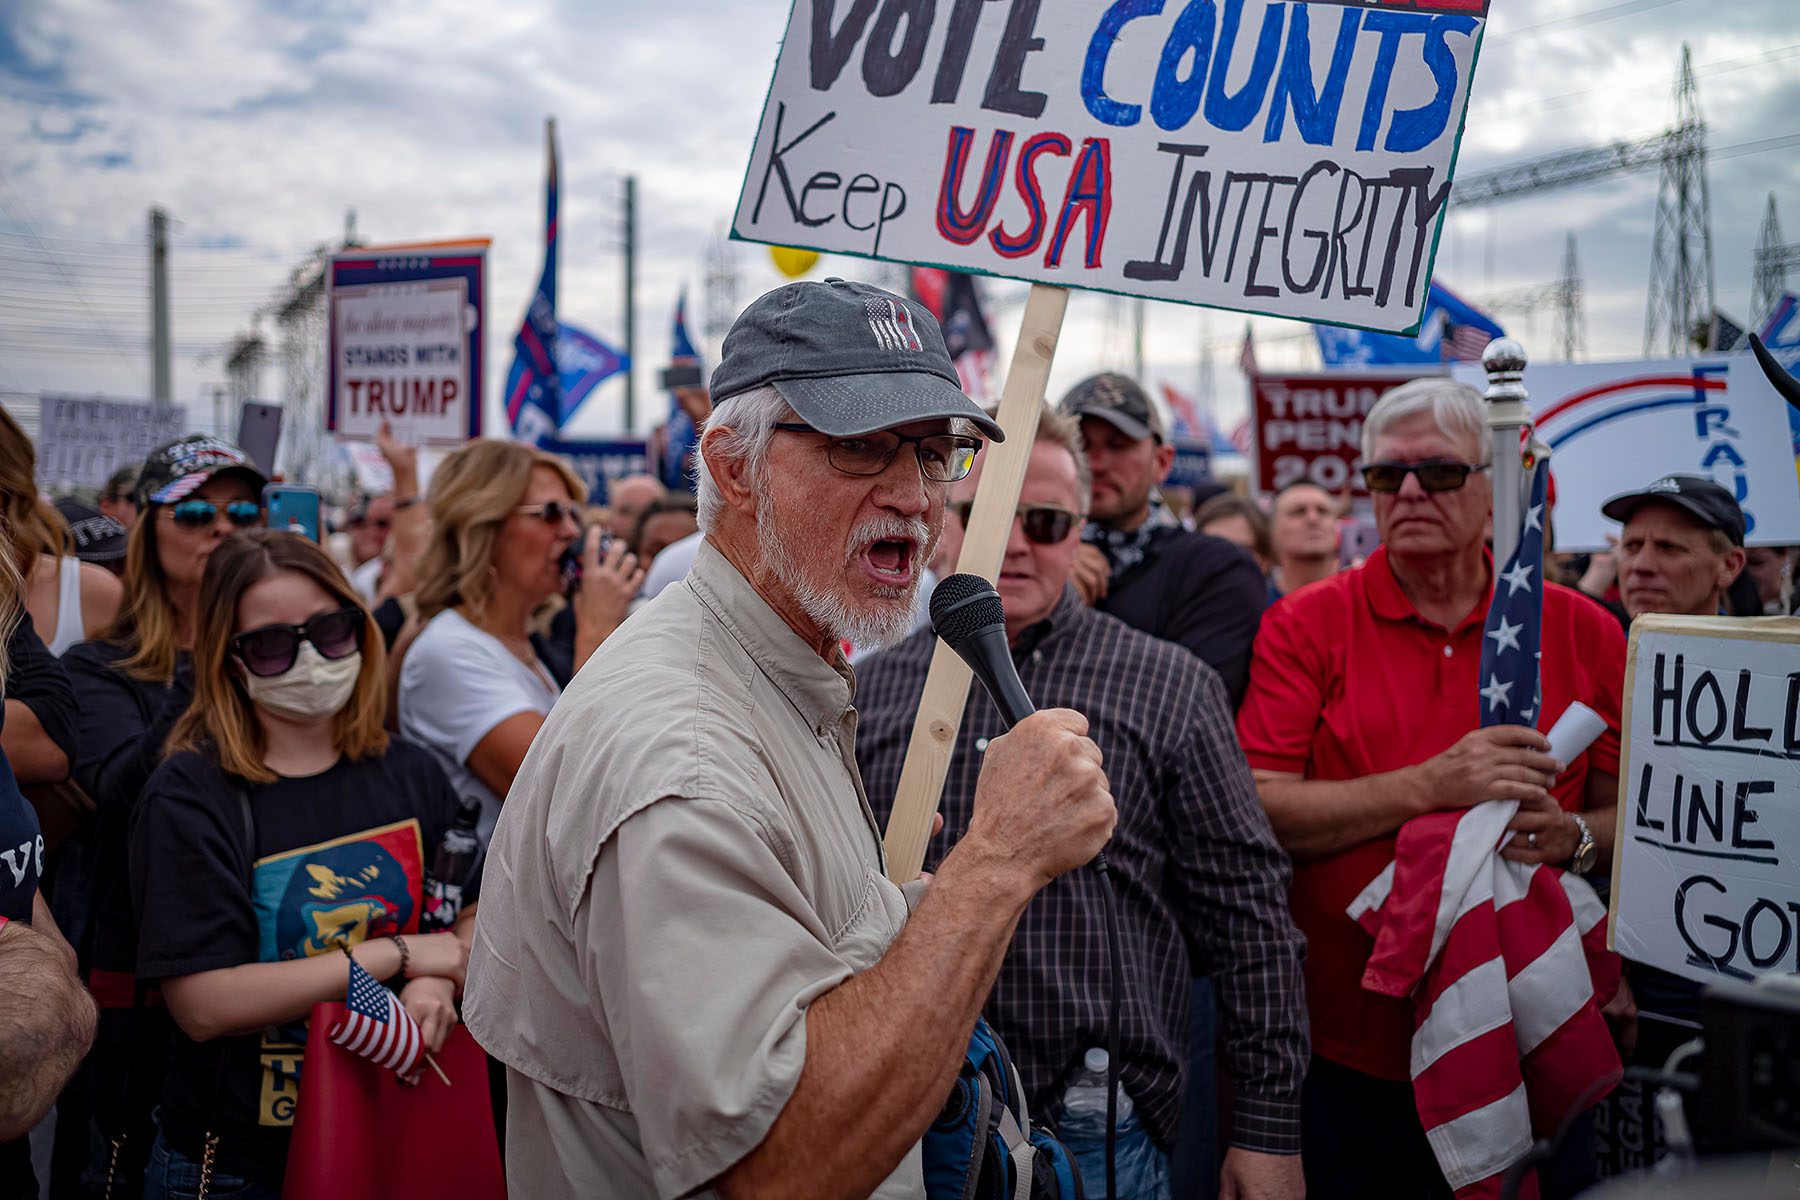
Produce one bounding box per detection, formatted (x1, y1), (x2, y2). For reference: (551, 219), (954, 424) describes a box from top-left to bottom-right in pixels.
(709, 278), (1003, 442)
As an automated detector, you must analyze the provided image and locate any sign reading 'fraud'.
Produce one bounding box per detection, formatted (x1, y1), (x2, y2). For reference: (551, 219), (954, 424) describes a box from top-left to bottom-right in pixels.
(733, 0), (1489, 332)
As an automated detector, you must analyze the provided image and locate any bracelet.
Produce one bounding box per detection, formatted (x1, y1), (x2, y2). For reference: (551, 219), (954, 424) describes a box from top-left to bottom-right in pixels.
(388, 934), (411, 979)
(392, 494), (422, 510)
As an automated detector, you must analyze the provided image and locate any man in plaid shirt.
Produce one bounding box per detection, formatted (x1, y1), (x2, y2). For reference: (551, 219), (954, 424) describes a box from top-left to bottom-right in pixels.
(857, 406), (1307, 1200)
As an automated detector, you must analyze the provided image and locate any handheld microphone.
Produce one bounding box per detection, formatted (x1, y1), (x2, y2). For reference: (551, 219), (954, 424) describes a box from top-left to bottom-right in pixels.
(928, 573), (1035, 729)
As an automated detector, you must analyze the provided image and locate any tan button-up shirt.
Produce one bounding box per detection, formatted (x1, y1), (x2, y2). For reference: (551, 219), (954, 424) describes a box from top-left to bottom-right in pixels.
(464, 540), (921, 1199)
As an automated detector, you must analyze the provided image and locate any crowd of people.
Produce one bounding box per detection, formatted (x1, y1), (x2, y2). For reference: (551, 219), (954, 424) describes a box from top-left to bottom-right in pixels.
(0, 277), (1793, 1200)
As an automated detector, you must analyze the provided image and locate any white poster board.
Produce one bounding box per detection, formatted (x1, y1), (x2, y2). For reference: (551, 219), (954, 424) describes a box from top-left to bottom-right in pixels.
(327, 240), (487, 447)
(36, 395), (188, 491)
(1609, 615), (1800, 985)
(733, 0), (1490, 333)
(1449, 353), (1800, 551)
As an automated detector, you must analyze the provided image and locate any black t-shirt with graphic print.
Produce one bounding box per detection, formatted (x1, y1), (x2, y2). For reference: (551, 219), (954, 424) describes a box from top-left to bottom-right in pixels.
(130, 739), (479, 1185)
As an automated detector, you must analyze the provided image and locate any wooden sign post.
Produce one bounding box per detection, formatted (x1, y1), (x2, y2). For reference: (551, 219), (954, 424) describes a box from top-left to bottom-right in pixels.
(881, 284), (1068, 883)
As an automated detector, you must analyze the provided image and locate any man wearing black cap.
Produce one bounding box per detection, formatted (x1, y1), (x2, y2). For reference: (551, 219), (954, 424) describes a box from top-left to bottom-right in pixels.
(465, 280), (1118, 1199)
(1059, 374), (1267, 703)
(1594, 474), (1750, 1173)
(52, 498), (130, 577)
(1604, 474), (1748, 623)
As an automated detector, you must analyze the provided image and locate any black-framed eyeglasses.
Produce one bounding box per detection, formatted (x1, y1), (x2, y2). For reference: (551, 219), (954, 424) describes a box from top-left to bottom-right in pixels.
(948, 500), (1083, 545)
(1361, 460), (1491, 494)
(230, 606), (364, 678)
(167, 499), (263, 529)
(516, 500), (582, 526)
(772, 423), (981, 483)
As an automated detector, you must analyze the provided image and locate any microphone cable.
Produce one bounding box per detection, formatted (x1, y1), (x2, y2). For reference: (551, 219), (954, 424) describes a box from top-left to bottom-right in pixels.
(930, 574), (1125, 1197)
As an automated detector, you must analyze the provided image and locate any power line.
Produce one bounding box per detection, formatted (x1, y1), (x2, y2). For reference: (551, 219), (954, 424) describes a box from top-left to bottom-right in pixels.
(0, 180), (142, 380)
(1485, 0), (1690, 45)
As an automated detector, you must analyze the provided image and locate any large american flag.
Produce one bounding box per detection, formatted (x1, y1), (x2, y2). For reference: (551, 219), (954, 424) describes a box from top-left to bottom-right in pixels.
(1348, 452), (1622, 1198)
(330, 955), (424, 1083)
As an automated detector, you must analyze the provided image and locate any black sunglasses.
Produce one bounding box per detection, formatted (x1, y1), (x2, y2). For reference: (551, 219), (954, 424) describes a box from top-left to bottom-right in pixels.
(168, 499), (263, 529)
(516, 500), (582, 526)
(948, 500), (1082, 545)
(230, 607), (364, 678)
(1361, 460), (1491, 494)
(772, 423), (981, 483)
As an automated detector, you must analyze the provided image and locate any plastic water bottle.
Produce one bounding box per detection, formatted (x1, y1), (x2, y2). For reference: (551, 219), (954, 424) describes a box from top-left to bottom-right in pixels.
(1060, 1048), (1168, 1200)
(422, 797), (480, 932)
(1063, 1047), (1131, 1127)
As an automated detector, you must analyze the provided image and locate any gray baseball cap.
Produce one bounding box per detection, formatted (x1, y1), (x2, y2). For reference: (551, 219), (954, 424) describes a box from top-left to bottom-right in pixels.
(708, 278), (1004, 442)
(1059, 373), (1166, 444)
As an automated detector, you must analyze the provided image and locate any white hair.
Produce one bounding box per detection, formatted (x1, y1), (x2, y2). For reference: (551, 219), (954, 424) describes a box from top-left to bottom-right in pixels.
(1361, 378), (1492, 464)
(695, 384), (790, 532)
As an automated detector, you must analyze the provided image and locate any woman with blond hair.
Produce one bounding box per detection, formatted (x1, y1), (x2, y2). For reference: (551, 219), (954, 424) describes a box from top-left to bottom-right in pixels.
(0, 405), (122, 654)
(63, 434), (268, 1191)
(130, 529), (474, 1199)
(399, 439), (641, 843)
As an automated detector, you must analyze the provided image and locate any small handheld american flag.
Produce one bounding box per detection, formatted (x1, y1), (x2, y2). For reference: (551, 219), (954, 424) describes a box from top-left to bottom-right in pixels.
(1478, 452), (1551, 730)
(330, 954), (423, 1084)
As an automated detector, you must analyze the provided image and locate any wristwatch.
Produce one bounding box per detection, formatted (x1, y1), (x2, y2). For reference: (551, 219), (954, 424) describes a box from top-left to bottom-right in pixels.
(1567, 812), (1597, 875)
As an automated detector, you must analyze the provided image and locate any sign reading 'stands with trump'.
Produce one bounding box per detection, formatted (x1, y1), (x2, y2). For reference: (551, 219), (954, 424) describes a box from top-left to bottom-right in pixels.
(733, 0), (1491, 333)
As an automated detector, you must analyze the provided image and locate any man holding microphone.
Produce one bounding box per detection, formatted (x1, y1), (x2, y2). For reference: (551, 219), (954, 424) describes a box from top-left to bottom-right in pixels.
(464, 279), (1117, 1198)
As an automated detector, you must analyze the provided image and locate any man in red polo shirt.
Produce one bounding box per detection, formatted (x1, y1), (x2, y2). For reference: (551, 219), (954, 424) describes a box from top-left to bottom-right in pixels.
(1237, 378), (1626, 1199)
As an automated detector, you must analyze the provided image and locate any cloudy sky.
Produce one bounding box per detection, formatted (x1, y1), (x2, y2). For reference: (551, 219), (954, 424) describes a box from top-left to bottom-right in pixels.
(2, 0), (1796, 444)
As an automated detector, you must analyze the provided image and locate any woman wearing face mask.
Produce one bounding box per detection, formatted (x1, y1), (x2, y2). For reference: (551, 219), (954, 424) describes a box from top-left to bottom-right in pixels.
(62, 435), (267, 1191)
(399, 440), (641, 843)
(129, 530), (475, 1200)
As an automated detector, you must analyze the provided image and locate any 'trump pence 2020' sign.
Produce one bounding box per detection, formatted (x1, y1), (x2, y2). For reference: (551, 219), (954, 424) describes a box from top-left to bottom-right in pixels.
(734, 0), (1489, 332)
(1609, 615), (1800, 986)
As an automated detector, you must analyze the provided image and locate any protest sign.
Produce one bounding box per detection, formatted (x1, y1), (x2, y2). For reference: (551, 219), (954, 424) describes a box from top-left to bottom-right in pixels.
(36, 395), (188, 490)
(538, 437), (652, 506)
(1166, 436), (1212, 492)
(328, 239), (488, 446)
(1450, 353), (1800, 551)
(1250, 369), (1427, 495)
(1608, 615), (1800, 986)
(734, 0), (1489, 332)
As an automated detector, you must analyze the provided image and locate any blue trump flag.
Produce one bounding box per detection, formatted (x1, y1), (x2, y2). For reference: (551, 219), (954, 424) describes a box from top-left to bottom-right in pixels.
(502, 320), (628, 431)
(508, 118), (560, 444)
(1316, 281), (1505, 367)
(660, 291), (703, 491)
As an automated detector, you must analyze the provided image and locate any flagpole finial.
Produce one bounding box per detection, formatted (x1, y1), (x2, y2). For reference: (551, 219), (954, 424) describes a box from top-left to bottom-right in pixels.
(1481, 337), (1527, 396)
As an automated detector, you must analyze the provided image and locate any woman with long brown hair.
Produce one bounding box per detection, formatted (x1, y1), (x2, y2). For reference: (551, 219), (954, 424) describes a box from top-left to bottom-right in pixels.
(130, 529), (475, 1199)
(0, 405), (122, 654)
(62, 434), (268, 1192)
(398, 438), (641, 843)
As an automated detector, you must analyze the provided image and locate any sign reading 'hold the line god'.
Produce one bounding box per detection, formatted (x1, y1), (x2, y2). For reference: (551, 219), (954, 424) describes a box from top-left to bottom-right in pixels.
(1609, 616), (1800, 987)
(733, 0), (1489, 332)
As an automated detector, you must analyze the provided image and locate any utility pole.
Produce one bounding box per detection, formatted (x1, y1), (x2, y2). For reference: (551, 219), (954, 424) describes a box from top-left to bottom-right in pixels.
(1558, 234), (1584, 363)
(150, 207), (172, 407)
(623, 175), (637, 431)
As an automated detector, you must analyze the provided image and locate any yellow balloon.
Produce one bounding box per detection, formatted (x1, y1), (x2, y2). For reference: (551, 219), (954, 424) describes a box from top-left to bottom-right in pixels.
(769, 245), (821, 279)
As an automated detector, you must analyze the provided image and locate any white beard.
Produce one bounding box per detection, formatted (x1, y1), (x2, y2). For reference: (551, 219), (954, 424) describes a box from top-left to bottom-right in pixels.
(759, 489), (928, 653)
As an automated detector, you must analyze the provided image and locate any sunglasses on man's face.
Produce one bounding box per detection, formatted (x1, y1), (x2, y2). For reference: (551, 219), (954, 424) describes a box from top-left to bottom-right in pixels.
(948, 501), (1082, 545)
(515, 500), (582, 526)
(167, 499), (263, 529)
(229, 606), (364, 678)
(1360, 460), (1491, 494)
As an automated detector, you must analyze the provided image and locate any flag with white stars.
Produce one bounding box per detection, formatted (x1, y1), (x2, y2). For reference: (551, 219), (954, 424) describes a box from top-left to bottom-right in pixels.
(329, 954), (423, 1084)
(1480, 454), (1550, 728)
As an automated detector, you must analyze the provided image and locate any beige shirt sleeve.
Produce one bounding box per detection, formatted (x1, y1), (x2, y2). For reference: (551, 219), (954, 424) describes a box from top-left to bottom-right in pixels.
(578, 794), (860, 1198)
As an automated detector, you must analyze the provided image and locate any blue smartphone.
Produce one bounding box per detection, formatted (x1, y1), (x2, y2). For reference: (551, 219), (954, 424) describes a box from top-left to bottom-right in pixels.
(264, 483), (322, 541)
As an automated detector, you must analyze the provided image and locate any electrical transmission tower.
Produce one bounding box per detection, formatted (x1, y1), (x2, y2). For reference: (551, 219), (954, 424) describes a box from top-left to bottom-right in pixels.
(700, 225), (740, 365)
(1449, 47), (1713, 357)
(1643, 46), (1714, 357)
(1475, 234), (1584, 362)
(1753, 194), (1800, 329)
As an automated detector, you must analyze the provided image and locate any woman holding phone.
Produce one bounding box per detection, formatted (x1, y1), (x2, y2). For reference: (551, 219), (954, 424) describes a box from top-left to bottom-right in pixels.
(130, 529), (475, 1200)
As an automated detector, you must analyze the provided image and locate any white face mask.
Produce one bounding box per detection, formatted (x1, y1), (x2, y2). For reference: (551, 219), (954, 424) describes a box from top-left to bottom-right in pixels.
(241, 641), (362, 721)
